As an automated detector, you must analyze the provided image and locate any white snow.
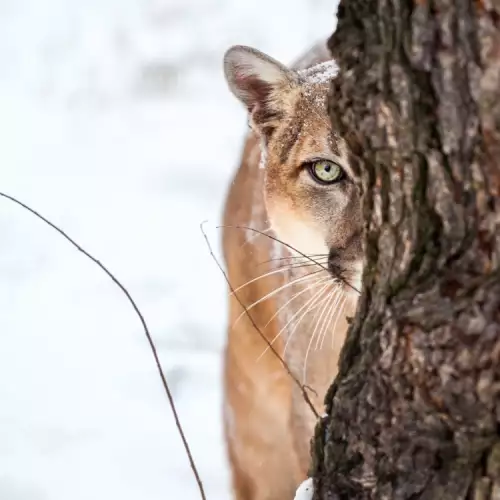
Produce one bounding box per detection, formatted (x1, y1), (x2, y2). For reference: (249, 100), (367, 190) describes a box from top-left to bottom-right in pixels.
(0, 1), (337, 499)
(299, 60), (339, 84)
(294, 477), (315, 500)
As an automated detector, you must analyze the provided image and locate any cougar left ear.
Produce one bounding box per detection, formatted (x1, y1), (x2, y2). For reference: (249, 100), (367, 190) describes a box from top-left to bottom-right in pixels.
(223, 45), (297, 114)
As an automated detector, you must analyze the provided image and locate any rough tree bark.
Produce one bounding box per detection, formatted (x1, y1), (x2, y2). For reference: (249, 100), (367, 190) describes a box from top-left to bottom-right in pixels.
(311, 1), (500, 498)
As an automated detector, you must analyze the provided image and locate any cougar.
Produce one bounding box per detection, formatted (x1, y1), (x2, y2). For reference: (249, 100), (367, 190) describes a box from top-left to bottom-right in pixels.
(221, 40), (362, 500)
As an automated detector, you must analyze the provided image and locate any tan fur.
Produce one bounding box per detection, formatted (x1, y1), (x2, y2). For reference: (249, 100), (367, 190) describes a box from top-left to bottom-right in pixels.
(222, 41), (363, 500)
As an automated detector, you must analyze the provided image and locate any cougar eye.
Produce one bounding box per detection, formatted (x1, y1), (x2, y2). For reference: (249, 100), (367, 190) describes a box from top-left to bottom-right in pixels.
(308, 160), (344, 185)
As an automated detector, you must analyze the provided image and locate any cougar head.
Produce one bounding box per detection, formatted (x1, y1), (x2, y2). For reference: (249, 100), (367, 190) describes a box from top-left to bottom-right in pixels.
(224, 45), (362, 293)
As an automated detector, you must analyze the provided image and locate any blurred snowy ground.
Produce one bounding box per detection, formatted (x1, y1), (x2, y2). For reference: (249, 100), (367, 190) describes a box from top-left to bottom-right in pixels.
(0, 1), (337, 499)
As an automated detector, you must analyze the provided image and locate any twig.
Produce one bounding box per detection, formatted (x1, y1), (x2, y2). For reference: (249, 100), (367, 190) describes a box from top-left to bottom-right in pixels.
(0, 192), (206, 500)
(200, 221), (319, 419)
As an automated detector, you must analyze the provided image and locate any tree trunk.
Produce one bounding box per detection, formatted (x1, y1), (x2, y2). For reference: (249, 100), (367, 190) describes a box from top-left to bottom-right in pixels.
(311, 1), (500, 498)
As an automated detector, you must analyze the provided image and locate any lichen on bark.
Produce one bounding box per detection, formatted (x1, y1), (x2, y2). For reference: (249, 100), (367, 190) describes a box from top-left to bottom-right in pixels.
(311, 1), (500, 498)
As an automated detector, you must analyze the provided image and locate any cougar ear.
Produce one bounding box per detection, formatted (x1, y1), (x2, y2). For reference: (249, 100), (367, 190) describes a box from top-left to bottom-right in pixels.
(223, 45), (297, 114)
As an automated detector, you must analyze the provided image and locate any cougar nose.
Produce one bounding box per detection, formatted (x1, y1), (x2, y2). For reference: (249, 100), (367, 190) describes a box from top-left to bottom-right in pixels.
(327, 249), (344, 279)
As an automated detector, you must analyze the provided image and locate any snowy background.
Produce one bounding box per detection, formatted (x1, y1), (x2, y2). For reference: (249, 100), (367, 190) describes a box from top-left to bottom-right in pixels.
(0, 1), (337, 498)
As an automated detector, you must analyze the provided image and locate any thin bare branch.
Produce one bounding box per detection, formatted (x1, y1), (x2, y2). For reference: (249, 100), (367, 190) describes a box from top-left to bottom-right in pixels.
(200, 221), (319, 419)
(0, 192), (207, 500)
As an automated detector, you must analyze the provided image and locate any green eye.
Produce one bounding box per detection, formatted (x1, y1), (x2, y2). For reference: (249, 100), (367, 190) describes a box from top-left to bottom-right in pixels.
(308, 160), (344, 184)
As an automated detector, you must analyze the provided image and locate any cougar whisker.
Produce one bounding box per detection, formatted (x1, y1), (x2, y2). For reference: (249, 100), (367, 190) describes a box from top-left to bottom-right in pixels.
(317, 286), (345, 351)
(229, 263), (322, 297)
(219, 225), (330, 271)
(223, 225), (361, 294)
(257, 254), (329, 266)
(315, 286), (342, 351)
(329, 295), (347, 350)
(257, 278), (332, 361)
(230, 270), (326, 330)
(261, 272), (330, 331)
(282, 284), (334, 359)
(302, 285), (341, 385)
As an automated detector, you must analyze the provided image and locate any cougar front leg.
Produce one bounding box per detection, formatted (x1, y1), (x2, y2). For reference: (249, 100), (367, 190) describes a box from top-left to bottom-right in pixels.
(223, 312), (300, 500)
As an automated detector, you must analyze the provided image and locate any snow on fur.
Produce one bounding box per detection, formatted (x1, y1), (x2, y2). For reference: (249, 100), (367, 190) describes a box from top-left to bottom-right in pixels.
(298, 59), (339, 84)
